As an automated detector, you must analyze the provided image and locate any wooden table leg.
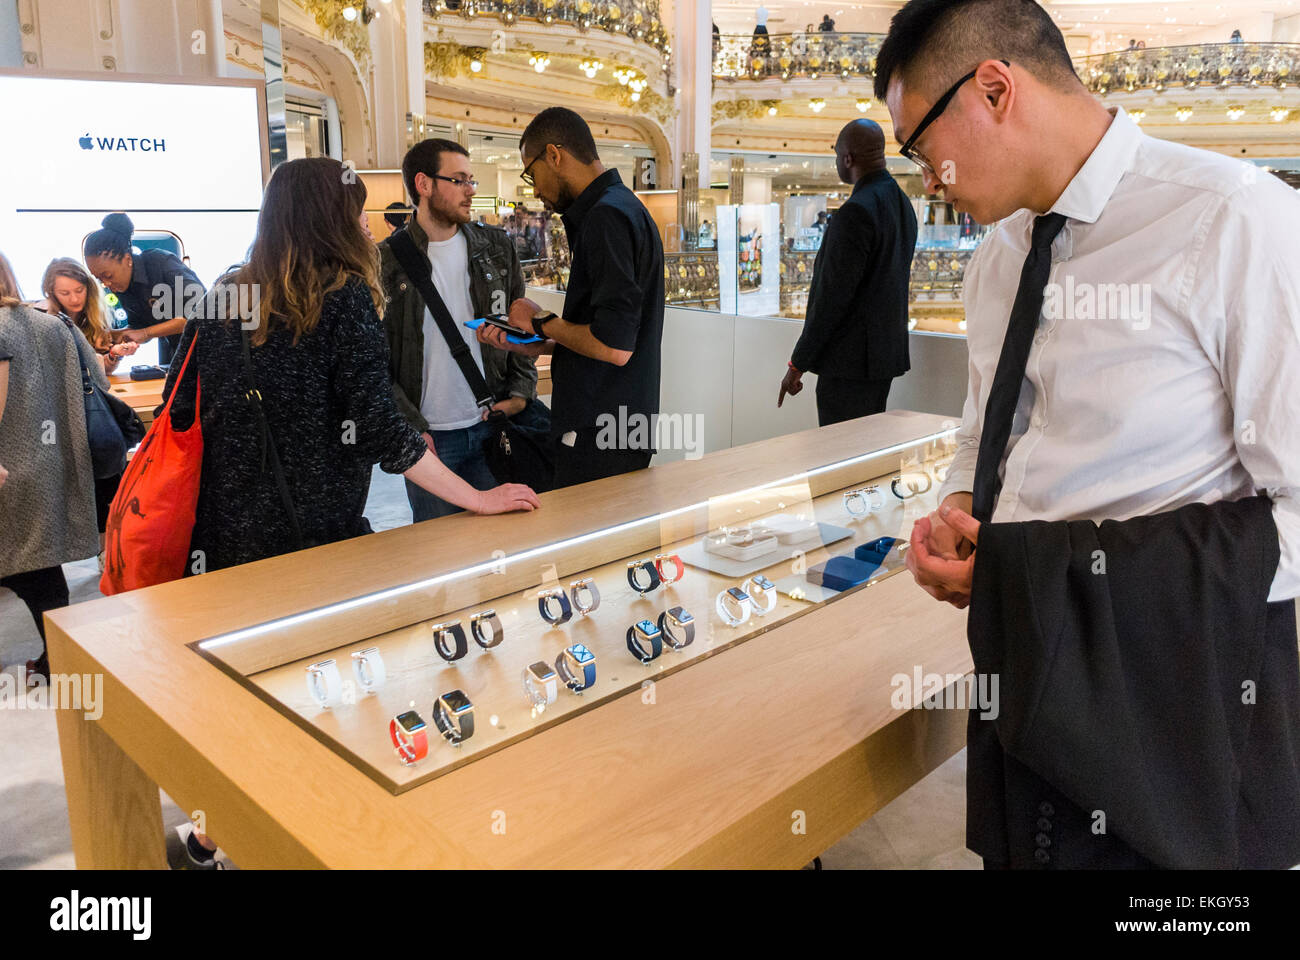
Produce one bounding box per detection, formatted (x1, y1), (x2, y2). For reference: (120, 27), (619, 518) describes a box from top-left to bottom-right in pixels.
(54, 700), (167, 870)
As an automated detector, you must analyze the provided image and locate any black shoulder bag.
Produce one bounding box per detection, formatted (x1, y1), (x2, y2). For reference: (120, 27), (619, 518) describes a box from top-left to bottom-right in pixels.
(238, 326), (304, 551)
(387, 228), (554, 492)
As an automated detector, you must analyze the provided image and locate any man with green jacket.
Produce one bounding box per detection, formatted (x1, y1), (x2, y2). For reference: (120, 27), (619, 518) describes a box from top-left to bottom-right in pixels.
(380, 138), (540, 521)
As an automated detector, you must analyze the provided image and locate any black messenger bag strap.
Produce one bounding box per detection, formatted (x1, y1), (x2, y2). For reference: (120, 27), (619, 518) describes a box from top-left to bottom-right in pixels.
(388, 228), (495, 410)
(238, 326), (304, 551)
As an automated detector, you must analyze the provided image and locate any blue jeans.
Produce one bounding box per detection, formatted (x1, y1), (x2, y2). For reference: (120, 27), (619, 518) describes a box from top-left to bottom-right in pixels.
(405, 420), (497, 522)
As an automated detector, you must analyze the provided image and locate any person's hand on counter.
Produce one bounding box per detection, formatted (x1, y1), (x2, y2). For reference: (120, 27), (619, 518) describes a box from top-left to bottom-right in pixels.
(777, 362), (804, 407)
(907, 498), (980, 609)
(474, 483), (542, 515)
(482, 396), (527, 419)
(108, 341), (139, 360)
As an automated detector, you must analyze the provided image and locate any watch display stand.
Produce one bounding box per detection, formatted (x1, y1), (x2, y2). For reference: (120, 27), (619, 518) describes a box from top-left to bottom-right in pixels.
(190, 428), (956, 794)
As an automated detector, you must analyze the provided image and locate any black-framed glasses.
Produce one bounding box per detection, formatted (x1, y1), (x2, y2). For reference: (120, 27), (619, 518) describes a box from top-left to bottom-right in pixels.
(520, 144), (561, 187)
(899, 59), (1009, 175)
(432, 173), (478, 190)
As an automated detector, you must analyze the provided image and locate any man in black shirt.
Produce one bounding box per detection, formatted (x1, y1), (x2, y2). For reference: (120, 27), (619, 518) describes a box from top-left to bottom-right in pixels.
(479, 107), (664, 489)
(778, 119), (918, 425)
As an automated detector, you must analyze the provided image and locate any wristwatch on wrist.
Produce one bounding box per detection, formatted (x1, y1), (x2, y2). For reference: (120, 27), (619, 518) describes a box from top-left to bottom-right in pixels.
(350, 647), (386, 694)
(716, 586), (753, 627)
(538, 586), (573, 625)
(469, 609), (503, 649)
(305, 659), (343, 708)
(626, 618), (664, 663)
(531, 312), (558, 337)
(569, 577), (601, 615)
(556, 643), (597, 692)
(521, 660), (559, 708)
(433, 689), (474, 745)
(431, 620), (469, 662)
(658, 606), (696, 650)
(745, 574), (779, 616)
(390, 710), (429, 765)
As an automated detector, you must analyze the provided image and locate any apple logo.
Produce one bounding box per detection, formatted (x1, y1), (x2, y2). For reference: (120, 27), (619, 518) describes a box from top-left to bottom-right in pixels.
(79, 133), (93, 150)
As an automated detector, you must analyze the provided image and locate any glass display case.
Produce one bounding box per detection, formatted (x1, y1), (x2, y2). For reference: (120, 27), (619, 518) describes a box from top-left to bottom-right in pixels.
(193, 430), (957, 794)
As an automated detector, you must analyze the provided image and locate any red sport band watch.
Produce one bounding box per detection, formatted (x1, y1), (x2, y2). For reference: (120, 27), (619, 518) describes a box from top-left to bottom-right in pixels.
(390, 711), (429, 765)
(654, 553), (686, 585)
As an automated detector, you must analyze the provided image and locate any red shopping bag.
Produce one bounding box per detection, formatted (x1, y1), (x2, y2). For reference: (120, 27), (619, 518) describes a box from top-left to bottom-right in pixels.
(99, 336), (203, 594)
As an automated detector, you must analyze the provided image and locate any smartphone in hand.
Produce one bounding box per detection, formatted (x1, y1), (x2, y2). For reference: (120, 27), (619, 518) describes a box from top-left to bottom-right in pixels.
(465, 316), (544, 344)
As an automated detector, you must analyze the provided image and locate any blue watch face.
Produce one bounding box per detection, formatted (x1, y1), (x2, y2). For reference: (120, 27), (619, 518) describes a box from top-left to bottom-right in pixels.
(753, 575), (774, 590)
(569, 643), (594, 663)
(728, 587), (749, 602)
(636, 619), (659, 636)
(396, 710), (426, 733)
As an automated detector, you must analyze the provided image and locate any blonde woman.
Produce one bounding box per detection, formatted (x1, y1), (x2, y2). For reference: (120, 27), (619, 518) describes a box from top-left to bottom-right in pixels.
(38, 257), (138, 375)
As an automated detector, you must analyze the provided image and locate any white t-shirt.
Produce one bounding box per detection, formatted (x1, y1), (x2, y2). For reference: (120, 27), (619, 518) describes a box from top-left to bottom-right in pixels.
(419, 231), (485, 431)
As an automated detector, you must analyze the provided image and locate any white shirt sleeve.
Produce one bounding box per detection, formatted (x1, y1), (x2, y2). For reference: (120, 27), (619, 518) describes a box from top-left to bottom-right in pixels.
(1192, 179), (1300, 602)
(936, 235), (993, 504)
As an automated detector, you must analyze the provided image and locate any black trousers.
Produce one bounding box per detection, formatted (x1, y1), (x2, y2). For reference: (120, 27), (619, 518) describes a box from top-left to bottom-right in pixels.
(0, 565), (69, 648)
(815, 375), (893, 427)
(552, 429), (653, 489)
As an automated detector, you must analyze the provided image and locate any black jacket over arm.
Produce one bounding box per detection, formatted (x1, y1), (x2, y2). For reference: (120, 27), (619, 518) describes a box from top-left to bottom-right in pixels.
(789, 169), (917, 381)
(967, 494), (1300, 868)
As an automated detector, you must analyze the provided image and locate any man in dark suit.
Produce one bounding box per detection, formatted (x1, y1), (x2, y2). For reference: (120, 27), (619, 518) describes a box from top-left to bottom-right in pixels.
(778, 119), (918, 425)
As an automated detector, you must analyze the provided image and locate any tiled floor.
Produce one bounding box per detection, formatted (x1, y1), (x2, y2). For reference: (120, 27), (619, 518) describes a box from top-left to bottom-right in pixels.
(0, 465), (979, 870)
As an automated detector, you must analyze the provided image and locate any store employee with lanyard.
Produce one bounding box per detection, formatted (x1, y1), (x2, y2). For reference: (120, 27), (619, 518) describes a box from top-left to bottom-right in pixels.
(84, 213), (204, 367)
(480, 107), (665, 489)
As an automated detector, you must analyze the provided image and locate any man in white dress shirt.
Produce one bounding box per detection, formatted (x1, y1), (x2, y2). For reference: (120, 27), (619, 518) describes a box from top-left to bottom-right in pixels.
(875, 0), (1300, 867)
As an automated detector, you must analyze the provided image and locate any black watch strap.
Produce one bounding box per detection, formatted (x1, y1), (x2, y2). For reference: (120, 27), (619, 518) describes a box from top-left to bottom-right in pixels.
(531, 312), (558, 337)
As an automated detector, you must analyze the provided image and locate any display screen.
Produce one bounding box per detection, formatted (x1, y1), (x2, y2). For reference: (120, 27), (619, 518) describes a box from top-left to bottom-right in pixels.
(569, 644), (594, 663)
(0, 74), (265, 297)
(636, 619), (658, 636)
(672, 609), (694, 624)
(442, 690), (471, 713)
(529, 661), (555, 680)
(396, 710), (426, 733)
(753, 576), (774, 590)
(728, 587), (749, 602)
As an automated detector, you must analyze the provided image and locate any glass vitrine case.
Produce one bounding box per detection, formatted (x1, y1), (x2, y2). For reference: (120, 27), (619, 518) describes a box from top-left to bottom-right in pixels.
(192, 428), (958, 794)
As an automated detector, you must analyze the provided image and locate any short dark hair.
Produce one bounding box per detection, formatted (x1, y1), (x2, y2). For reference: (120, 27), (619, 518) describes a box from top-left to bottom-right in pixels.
(519, 107), (599, 165)
(401, 138), (469, 206)
(383, 201), (410, 230)
(873, 0), (1078, 103)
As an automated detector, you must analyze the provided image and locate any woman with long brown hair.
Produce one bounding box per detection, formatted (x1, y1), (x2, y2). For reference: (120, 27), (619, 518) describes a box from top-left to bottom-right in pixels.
(38, 257), (138, 375)
(160, 157), (539, 575)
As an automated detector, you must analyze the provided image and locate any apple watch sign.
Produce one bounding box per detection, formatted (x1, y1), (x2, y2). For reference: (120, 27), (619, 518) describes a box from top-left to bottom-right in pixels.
(79, 133), (167, 152)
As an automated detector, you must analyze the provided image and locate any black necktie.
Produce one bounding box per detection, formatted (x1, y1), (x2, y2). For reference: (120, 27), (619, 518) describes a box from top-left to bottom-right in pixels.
(970, 212), (1068, 524)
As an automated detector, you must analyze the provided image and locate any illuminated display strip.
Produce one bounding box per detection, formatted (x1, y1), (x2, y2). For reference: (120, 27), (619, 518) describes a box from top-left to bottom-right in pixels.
(199, 428), (956, 650)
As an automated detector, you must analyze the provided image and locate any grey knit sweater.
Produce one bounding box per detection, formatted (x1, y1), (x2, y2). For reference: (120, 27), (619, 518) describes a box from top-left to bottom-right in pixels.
(0, 305), (104, 578)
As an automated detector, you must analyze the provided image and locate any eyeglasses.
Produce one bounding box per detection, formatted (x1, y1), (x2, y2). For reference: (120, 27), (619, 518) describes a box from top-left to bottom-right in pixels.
(432, 174), (478, 190)
(899, 59), (1010, 176)
(520, 144), (561, 187)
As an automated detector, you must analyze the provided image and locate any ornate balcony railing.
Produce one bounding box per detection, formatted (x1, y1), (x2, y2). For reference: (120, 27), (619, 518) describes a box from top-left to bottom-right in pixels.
(422, 0), (670, 51)
(1078, 42), (1300, 94)
(713, 31), (883, 82)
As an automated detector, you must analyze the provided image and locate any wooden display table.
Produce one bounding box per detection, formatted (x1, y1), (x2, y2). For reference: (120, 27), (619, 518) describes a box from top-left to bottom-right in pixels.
(106, 374), (165, 426)
(47, 412), (972, 869)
